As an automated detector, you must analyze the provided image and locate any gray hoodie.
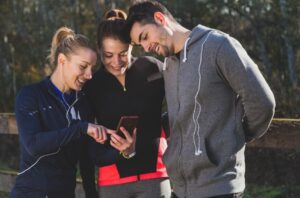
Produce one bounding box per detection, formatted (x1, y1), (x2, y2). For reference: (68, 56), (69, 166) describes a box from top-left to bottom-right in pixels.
(162, 25), (275, 198)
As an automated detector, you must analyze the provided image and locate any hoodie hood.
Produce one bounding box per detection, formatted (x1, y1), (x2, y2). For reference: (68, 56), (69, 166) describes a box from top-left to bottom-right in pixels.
(182, 24), (213, 63)
(163, 24), (213, 70)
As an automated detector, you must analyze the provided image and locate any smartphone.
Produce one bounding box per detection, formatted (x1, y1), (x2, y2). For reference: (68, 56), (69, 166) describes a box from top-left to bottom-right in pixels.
(116, 116), (139, 138)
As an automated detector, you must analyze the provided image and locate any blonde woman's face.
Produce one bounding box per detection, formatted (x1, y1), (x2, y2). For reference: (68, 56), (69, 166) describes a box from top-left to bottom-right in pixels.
(100, 37), (132, 77)
(61, 48), (97, 91)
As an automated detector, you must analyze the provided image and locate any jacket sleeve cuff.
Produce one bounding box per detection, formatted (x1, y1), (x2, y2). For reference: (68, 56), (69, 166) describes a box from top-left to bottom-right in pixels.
(70, 120), (89, 136)
(81, 121), (89, 135)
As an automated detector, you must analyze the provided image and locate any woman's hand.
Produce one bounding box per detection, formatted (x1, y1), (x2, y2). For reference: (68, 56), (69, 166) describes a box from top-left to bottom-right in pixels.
(108, 127), (137, 157)
(87, 123), (115, 144)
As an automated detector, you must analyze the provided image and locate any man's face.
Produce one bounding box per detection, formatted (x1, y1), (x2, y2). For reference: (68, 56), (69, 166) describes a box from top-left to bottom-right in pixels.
(130, 21), (174, 57)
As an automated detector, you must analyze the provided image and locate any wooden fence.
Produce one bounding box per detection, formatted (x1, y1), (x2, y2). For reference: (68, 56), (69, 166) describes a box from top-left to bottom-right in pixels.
(1, 114), (299, 150)
(0, 114), (299, 196)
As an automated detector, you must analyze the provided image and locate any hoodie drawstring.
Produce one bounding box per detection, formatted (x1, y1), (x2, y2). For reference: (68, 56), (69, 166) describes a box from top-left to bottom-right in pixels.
(182, 37), (191, 63)
(192, 31), (213, 156)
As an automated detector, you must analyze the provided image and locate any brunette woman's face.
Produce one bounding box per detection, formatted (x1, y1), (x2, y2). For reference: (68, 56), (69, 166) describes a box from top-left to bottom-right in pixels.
(60, 47), (97, 91)
(100, 37), (132, 77)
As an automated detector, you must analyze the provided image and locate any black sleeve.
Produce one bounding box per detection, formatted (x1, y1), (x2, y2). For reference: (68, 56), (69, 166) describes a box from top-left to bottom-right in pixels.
(143, 56), (164, 72)
(161, 111), (170, 138)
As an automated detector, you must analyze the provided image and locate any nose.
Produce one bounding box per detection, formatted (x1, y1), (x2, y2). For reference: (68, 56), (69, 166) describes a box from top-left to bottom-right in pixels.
(85, 68), (93, 80)
(112, 55), (122, 66)
(141, 41), (149, 53)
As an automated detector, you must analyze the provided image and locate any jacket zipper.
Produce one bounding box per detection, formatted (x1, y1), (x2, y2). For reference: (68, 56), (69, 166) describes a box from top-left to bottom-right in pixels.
(178, 124), (187, 197)
(176, 57), (187, 197)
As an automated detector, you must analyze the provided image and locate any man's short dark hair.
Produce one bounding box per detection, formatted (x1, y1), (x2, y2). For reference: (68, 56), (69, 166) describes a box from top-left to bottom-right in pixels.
(124, 0), (175, 42)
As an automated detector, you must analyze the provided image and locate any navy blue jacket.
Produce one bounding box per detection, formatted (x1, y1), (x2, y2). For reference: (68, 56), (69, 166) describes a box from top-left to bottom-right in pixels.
(10, 77), (97, 198)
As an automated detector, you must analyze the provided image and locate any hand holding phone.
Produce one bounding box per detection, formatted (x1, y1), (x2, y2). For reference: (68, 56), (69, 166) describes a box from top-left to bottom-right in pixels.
(109, 116), (139, 158)
(116, 116), (139, 138)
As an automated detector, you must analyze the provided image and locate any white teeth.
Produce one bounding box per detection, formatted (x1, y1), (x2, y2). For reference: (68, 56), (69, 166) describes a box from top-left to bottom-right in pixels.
(78, 79), (85, 84)
(153, 45), (157, 53)
(112, 66), (124, 72)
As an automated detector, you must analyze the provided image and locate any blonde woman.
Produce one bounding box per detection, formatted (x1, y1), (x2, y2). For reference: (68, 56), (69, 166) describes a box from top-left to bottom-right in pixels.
(10, 27), (119, 198)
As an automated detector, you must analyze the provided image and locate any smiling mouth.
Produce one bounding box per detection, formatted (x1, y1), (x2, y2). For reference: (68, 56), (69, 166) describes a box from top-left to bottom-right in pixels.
(112, 67), (122, 70)
(150, 44), (160, 54)
(77, 79), (86, 87)
(111, 64), (127, 72)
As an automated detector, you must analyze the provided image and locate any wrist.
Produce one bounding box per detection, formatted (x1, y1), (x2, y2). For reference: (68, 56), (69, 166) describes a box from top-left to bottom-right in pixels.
(120, 151), (136, 159)
(83, 122), (90, 135)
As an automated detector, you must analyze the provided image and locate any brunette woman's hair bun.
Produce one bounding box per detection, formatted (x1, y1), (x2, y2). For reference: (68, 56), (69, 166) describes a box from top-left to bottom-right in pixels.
(97, 9), (129, 50)
(104, 9), (127, 20)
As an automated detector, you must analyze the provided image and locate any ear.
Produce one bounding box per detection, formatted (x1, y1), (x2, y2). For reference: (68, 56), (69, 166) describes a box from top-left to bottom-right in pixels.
(154, 11), (166, 26)
(57, 53), (67, 66)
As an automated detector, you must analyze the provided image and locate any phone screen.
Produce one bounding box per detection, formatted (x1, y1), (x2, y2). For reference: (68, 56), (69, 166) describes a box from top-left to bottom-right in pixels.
(116, 116), (139, 138)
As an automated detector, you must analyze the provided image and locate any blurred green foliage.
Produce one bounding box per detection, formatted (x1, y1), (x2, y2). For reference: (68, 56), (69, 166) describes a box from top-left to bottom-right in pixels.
(244, 185), (300, 198)
(0, 0), (299, 117)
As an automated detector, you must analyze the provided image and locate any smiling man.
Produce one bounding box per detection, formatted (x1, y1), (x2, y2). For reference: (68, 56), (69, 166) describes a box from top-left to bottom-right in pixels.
(124, 1), (276, 198)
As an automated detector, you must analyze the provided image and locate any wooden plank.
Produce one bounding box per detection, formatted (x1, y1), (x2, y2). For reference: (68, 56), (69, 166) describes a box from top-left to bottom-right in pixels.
(0, 114), (18, 134)
(1, 113), (299, 150)
(0, 171), (15, 193)
(248, 120), (300, 150)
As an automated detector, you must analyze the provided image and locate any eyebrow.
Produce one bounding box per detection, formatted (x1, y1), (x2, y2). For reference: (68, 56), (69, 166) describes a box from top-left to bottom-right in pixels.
(81, 61), (90, 65)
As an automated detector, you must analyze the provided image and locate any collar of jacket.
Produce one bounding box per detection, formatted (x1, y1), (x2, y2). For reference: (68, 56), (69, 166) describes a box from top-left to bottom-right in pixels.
(41, 76), (85, 103)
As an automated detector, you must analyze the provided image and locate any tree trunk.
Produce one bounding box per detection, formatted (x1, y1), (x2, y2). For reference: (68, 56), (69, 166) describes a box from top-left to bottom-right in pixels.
(253, 26), (272, 79)
(279, 0), (298, 88)
(230, 5), (272, 79)
(93, 0), (104, 23)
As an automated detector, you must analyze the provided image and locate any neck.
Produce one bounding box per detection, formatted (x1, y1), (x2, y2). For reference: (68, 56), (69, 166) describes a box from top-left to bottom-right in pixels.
(171, 23), (191, 54)
(50, 69), (70, 93)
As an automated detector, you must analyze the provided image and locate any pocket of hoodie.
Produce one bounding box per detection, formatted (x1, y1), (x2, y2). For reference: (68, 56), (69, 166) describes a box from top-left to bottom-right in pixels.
(203, 137), (219, 167)
(162, 135), (183, 183)
(180, 137), (218, 180)
(200, 137), (218, 167)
